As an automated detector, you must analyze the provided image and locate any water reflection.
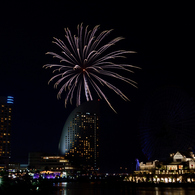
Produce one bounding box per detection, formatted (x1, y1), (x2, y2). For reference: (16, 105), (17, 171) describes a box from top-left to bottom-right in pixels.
(54, 182), (67, 195)
(53, 182), (195, 195)
(57, 182), (68, 188)
(137, 187), (195, 195)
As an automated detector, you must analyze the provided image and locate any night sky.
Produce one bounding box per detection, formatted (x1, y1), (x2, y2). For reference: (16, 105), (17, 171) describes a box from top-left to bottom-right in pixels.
(0, 2), (194, 172)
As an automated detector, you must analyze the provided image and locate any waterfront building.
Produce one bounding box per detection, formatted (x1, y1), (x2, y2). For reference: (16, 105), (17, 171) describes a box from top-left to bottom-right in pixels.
(58, 100), (100, 172)
(125, 150), (195, 183)
(0, 96), (14, 168)
(41, 155), (74, 172)
(138, 150), (195, 173)
(28, 152), (74, 173)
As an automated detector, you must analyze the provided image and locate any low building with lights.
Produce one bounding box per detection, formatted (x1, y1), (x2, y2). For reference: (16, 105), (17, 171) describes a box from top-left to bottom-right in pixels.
(125, 150), (195, 183)
(41, 155), (74, 172)
(28, 152), (75, 175)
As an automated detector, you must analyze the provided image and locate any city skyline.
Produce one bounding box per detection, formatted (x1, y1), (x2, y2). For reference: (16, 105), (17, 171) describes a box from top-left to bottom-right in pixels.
(0, 2), (194, 172)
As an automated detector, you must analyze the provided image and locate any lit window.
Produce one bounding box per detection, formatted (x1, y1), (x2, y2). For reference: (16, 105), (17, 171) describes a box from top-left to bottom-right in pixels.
(59, 160), (68, 163)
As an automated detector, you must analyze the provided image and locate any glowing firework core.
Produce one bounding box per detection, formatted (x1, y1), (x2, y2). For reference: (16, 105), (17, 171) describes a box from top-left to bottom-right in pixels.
(44, 24), (140, 112)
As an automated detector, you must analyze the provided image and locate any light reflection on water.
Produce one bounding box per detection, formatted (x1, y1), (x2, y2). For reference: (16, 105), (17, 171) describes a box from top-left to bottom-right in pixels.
(52, 182), (195, 195)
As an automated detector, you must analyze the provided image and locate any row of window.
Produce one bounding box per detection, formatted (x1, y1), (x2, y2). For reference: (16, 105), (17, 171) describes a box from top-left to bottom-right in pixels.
(0, 141), (10, 143)
(0, 150), (10, 153)
(1, 116), (11, 119)
(0, 129), (11, 133)
(1, 105), (12, 109)
(0, 123), (11, 127)
(0, 133), (10, 136)
(1, 119), (11, 123)
(0, 110), (12, 113)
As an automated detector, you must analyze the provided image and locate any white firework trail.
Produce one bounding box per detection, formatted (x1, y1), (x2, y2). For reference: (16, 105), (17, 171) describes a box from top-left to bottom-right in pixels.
(43, 24), (140, 112)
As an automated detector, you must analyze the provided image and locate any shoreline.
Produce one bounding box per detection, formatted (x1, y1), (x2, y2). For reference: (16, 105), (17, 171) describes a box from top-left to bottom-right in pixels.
(1, 178), (195, 194)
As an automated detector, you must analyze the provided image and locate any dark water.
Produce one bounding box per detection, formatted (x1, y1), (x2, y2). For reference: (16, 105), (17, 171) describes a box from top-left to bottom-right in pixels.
(52, 182), (195, 195)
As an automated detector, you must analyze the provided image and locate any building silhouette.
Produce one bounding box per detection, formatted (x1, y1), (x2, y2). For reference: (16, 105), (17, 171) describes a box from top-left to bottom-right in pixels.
(0, 96), (14, 168)
(58, 100), (100, 172)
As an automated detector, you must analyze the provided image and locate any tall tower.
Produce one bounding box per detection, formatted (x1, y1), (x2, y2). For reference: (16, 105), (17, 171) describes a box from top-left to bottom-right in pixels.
(0, 96), (14, 167)
(59, 100), (100, 172)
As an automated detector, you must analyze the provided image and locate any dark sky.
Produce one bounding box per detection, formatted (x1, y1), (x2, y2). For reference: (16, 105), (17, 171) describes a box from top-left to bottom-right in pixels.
(0, 2), (194, 172)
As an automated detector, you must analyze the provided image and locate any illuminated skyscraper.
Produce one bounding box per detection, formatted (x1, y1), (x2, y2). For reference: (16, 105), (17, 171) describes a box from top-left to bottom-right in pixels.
(59, 100), (100, 172)
(0, 96), (14, 167)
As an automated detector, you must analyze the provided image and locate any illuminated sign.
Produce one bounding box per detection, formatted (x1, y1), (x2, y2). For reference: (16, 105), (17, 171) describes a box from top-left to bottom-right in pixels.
(7, 96), (14, 104)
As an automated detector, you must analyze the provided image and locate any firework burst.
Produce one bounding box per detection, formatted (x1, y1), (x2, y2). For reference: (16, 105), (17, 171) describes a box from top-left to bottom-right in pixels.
(43, 24), (140, 112)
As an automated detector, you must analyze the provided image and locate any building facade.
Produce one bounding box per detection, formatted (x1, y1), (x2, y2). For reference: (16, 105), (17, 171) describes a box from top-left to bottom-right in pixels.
(28, 152), (74, 173)
(125, 150), (195, 183)
(138, 151), (195, 173)
(59, 100), (100, 172)
(0, 96), (14, 167)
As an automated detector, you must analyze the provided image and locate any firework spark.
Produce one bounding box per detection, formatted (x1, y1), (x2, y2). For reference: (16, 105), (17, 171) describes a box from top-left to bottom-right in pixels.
(43, 24), (140, 112)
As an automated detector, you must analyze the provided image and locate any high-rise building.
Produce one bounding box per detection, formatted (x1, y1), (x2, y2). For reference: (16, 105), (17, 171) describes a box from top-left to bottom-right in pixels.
(0, 96), (14, 167)
(59, 100), (100, 172)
